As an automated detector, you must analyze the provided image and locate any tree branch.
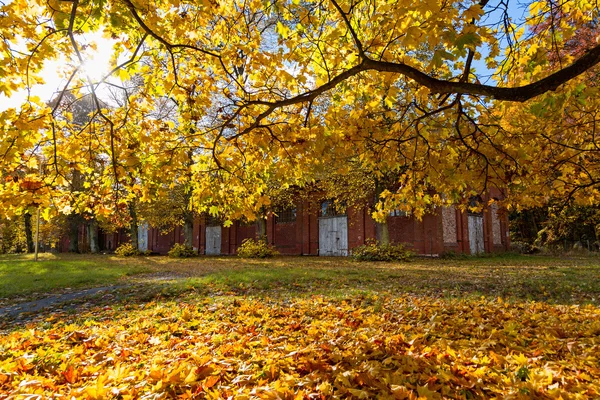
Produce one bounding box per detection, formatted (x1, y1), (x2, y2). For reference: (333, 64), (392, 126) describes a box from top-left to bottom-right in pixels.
(362, 45), (600, 101)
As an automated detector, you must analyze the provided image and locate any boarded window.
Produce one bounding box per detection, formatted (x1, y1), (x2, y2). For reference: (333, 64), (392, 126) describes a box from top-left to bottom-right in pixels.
(491, 203), (502, 245)
(275, 208), (297, 224)
(442, 206), (457, 243)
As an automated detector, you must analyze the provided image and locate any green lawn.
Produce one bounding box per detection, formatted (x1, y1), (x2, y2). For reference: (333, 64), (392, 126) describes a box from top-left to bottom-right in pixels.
(4, 252), (598, 305)
(0, 253), (151, 298)
(125, 253), (598, 305)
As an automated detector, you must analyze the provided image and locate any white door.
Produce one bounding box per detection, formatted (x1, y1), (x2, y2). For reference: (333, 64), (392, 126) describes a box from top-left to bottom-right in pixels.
(205, 226), (221, 255)
(137, 222), (149, 252)
(318, 216), (348, 256)
(468, 215), (485, 254)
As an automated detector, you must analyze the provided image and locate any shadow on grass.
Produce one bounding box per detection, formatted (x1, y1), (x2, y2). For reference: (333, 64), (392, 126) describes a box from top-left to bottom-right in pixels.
(175, 255), (600, 305)
(0, 253), (152, 299)
(1, 254), (599, 330)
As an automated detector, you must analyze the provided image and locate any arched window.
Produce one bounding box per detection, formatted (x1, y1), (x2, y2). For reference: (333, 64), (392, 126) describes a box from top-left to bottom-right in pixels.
(320, 200), (346, 217)
(389, 209), (408, 217)
(468, 196), (484, 215)
(206, 214), (220, 226)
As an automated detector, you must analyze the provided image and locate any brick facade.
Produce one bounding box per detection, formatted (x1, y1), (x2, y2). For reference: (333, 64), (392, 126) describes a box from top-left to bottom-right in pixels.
(85, 190), (509, 256)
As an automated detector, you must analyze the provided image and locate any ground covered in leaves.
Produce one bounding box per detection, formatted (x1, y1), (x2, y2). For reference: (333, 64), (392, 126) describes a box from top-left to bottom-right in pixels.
(1, 255), (599, 399)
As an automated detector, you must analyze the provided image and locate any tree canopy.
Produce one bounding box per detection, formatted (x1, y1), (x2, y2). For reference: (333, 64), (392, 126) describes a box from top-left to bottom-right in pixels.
(1, 0), (599, 222)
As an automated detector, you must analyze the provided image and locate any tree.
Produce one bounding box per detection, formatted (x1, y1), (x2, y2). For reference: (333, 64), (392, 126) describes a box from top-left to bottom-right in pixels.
(510, 202), (600, 250)
(1, 0), (600, 222)
(47, 91), (108, 253)
(508, 18), (600, 249)
(138, 184), (196, 248)
(0, 217), (26, 254)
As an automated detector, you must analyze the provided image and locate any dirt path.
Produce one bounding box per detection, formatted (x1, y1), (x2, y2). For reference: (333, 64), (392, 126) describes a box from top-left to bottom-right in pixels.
(0, 286), (124, 320)
(0, 272), (187, 323)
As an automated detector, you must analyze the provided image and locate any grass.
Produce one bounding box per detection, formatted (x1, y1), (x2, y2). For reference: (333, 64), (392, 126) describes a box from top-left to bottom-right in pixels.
(0, 253), (152, 299)
(138, 253), (600, 305)
(4, 252), (598, 304)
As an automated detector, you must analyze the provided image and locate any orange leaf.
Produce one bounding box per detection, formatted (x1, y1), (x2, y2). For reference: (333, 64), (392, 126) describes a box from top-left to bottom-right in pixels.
(63, 365), (79, 384)
(203, 375), (219, 390)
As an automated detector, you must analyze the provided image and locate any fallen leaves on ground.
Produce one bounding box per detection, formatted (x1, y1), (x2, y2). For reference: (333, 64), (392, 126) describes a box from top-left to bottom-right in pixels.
(1, 293), (599, 399)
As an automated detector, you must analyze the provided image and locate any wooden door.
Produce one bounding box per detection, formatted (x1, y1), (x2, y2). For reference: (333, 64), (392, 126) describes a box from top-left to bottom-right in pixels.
(468, 215), (485, 254)
(318, 216), (348, 256)
(138, 222), (149, 252)
(205, 226), (221, 255)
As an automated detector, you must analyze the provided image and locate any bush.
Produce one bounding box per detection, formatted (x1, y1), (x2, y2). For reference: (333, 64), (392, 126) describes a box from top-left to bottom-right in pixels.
(351, 240), (414, 262)
(115, 243), (140, 257)
(168, 243), (196, 258)
(237, 238), (279, 258)
(509, 241), (539, 254)
(440, 250), (469, 260)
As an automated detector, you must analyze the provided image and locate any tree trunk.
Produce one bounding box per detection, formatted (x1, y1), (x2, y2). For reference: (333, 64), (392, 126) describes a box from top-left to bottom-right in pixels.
(373, 178), (390, 245)
(256, 217), (267, 243)
(129, 202), (139, 251)
(67, 214), (80, 253)
(89, 219), (99, 253)
(183, 210), (194, 249)
(24, 212), (34, 253)
(376, 221), (390, 245)
(182, 153), (196, 250)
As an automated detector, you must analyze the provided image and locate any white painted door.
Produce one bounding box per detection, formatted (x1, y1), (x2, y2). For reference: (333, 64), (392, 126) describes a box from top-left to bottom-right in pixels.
(468, 215), (485, 254)
(205, 226), (221, 255)
(137, 222), (149, 252)
(318, 216), (348, 256)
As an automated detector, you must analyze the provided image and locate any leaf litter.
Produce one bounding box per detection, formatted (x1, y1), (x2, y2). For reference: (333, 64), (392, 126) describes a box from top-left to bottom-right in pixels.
(1, 292), (599, 399)
(1, 256), (599, 399)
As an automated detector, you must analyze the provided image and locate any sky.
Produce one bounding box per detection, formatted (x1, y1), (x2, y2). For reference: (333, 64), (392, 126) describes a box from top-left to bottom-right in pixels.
(0, 31), (115, 112)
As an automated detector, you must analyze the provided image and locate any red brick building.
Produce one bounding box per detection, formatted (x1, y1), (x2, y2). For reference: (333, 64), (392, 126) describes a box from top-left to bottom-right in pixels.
(104, 190), (509, 256)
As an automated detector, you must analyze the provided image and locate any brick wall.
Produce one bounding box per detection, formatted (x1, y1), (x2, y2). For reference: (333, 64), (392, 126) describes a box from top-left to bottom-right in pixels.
(66, 189), (510, 256)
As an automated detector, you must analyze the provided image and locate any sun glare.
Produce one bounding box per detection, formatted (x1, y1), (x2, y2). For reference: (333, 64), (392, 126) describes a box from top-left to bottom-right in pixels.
(0, 32), (117, 111)
(79, 39), (114, 83)
(80, 57), (109, 83)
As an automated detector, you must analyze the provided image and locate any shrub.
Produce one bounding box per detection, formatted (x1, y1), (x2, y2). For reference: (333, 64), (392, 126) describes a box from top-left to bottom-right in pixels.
(168, 243), (196, 258)
(351, 240), (414, 261)
(509, 241), (539, 254)
(440, 250), (468, 260)
(115, 243), (140, 257)
(237, 238), (279, 258)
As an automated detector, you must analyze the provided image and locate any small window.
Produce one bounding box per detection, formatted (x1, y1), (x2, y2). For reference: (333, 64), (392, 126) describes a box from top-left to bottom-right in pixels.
(206, 214), (220, 226)
(389, 209), (408, 217)
(320, 200), (345, 217)
(275, 208), (297, 224)
(239, 218), (255, 227)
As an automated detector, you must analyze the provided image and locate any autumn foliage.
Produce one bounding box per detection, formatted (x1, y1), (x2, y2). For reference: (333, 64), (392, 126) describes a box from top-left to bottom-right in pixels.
(0, 0), (599, 224)
(1, 293), (599, 399)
